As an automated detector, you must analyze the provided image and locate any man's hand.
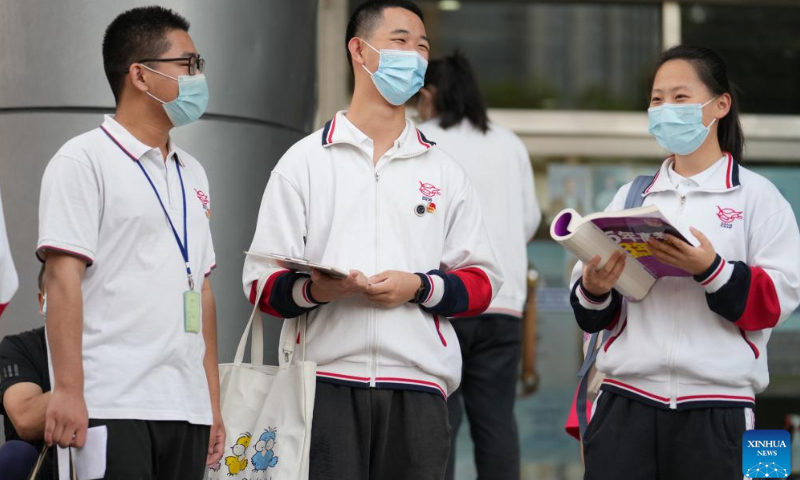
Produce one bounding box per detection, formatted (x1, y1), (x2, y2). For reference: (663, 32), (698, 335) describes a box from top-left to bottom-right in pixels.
(206, 412), (225, 466)
(581, 251), (626, 297)
(648, 227), (716, 275)
(44, 389), (88, 448)
(309, 270), (369, 303)
(365, 271), (422, 308)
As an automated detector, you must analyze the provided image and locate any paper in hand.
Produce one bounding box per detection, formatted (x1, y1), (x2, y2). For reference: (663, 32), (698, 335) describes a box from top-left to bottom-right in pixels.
(58, 425), (107, 480)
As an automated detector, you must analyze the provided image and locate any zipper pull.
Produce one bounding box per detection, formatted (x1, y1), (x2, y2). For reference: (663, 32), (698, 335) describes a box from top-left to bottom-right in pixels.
(375, 172), (380, 182)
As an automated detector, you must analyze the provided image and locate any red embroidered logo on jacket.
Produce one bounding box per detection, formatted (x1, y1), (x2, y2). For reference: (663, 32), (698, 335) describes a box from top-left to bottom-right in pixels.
(195, 189), (211, 218)
(419, 181), (441, 197)
(716, 205), (743, 224)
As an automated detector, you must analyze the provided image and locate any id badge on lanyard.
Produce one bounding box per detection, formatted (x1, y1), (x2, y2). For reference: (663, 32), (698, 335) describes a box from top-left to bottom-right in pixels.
(101, 126), (201, 333)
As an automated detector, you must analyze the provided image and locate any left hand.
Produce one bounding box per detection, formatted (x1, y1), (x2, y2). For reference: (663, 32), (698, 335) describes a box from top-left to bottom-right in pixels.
(648, 227), (717, 275)
(520, 370), (539, 397)
(206, 412), (226, 466)
(364, 271), (422, 308)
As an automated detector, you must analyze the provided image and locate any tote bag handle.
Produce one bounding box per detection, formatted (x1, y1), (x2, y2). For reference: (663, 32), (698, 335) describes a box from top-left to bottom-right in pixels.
(234, 275), (309, 366)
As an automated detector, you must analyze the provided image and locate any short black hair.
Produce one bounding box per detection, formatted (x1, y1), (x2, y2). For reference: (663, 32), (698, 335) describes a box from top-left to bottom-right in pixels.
(425, 51), (489, 133)
(102, 6), (190, 103)
(345, 0), (424, 66)
(38, 263), (45, 294)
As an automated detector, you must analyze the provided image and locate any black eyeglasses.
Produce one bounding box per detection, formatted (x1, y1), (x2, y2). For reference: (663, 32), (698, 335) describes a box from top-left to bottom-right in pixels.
(129, 55), (205, 76)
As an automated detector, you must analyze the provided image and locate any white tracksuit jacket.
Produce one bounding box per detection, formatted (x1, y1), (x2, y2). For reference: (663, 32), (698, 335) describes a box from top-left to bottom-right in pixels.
(571, 154), (800, 409)
(243, 111), (503, 397)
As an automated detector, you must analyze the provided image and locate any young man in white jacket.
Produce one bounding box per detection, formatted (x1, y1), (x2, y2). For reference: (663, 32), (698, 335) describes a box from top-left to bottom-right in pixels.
(242, 2), (501, 479)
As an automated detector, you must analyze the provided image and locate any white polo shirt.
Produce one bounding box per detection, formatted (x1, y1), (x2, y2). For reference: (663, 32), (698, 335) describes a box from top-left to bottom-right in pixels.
(37, 115), (215, 425)
(0, 186), (19, 318)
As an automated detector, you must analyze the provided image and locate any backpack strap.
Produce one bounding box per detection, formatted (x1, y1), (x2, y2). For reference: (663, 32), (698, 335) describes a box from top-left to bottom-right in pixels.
(624, 175), (654, 210)
(576, 330), (608, 438)
(576, 175), (652, 438)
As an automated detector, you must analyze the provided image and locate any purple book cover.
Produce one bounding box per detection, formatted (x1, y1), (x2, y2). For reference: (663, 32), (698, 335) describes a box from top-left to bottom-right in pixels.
(590, 216), (692, 278)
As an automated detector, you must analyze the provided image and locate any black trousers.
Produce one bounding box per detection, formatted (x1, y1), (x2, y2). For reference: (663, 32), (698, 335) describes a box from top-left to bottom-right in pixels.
(309, 382), (451, 480)
(583, 392), (748, 480)
(54, 419), (210, 480)
(445, 314), (521, 480)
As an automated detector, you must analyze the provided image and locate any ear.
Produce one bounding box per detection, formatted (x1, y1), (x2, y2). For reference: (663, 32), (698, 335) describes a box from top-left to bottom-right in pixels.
(715, 92), (732, 120)
(418, 86), (433, 102)
(127, 64), (151, 93)
(348, 37), (368, 70)
(38, 292), (44, 316)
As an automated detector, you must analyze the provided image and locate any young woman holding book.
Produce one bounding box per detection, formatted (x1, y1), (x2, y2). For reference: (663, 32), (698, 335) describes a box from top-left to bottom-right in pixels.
(571, 45), (800, 479)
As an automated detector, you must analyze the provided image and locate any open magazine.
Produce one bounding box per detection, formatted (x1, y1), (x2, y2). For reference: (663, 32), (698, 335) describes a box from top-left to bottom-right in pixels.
(550, 205), (695, 301)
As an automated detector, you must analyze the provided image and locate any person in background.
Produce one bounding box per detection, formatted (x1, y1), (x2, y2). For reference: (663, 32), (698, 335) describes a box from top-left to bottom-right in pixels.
(0, 265), (52, 479)
(0, 185), (19, 319)
(417, 51), (541, 480)
(571, 45), (800, 480)
(243, 2), (502, 479)
(37, 6), (224, 478)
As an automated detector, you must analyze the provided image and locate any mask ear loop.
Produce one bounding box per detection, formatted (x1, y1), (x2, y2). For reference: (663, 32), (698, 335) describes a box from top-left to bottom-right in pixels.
(359, 39), (381, 76)
(138, 63), (178, 104)
(702, 96), (720, 130)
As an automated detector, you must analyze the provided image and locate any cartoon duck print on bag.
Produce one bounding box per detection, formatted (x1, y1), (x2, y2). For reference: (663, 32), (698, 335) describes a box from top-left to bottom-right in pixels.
(252, 428), (279, 472)
(224, 432), (252, 475)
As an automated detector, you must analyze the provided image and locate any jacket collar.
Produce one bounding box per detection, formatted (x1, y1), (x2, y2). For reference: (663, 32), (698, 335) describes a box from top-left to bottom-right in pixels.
(643, 152), (740, 197)
(100, 115), (182, 166)
(320, 110), (436, 158)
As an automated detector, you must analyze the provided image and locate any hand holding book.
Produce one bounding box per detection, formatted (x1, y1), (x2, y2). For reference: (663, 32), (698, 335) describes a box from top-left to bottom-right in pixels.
(647, 227), (716, 276)
(550, 205), (701, 300)
(582, 251), (626, 297)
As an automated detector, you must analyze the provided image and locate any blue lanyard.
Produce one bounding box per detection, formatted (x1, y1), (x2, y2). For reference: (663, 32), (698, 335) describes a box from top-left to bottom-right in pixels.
(101, 126), (194, 290)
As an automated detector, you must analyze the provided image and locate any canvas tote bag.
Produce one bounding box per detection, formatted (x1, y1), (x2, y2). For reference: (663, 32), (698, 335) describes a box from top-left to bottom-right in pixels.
(208, 274), (316, 479)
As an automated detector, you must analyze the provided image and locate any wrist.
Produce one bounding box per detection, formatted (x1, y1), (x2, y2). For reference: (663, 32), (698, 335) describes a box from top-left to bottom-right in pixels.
(692, 253), (718, 276)
(579, 279), (611, 300)
(309, 282), (334, 304)
(54, 385), (84, 397)
(408, 273), (428, 304)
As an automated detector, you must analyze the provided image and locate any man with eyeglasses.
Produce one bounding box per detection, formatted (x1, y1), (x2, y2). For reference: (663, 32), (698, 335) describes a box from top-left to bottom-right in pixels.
(36, 6), (223, 478)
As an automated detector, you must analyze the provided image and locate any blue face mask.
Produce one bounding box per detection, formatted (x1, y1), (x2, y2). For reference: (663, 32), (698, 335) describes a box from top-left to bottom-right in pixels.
(361, 40), (427, 106)
(143, 65), (209, 127)
(648, 97), (718, 155)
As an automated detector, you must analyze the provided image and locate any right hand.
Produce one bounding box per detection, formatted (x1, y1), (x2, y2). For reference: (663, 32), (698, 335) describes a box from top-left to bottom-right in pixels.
(581, 251), (626, 297)
(44, 389), (88, 448)
(309, 269), (369, 303)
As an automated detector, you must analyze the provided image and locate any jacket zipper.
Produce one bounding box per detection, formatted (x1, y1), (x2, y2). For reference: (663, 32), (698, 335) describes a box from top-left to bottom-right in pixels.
(668, 193), (687, 408)
(371, 171), (380, 386)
